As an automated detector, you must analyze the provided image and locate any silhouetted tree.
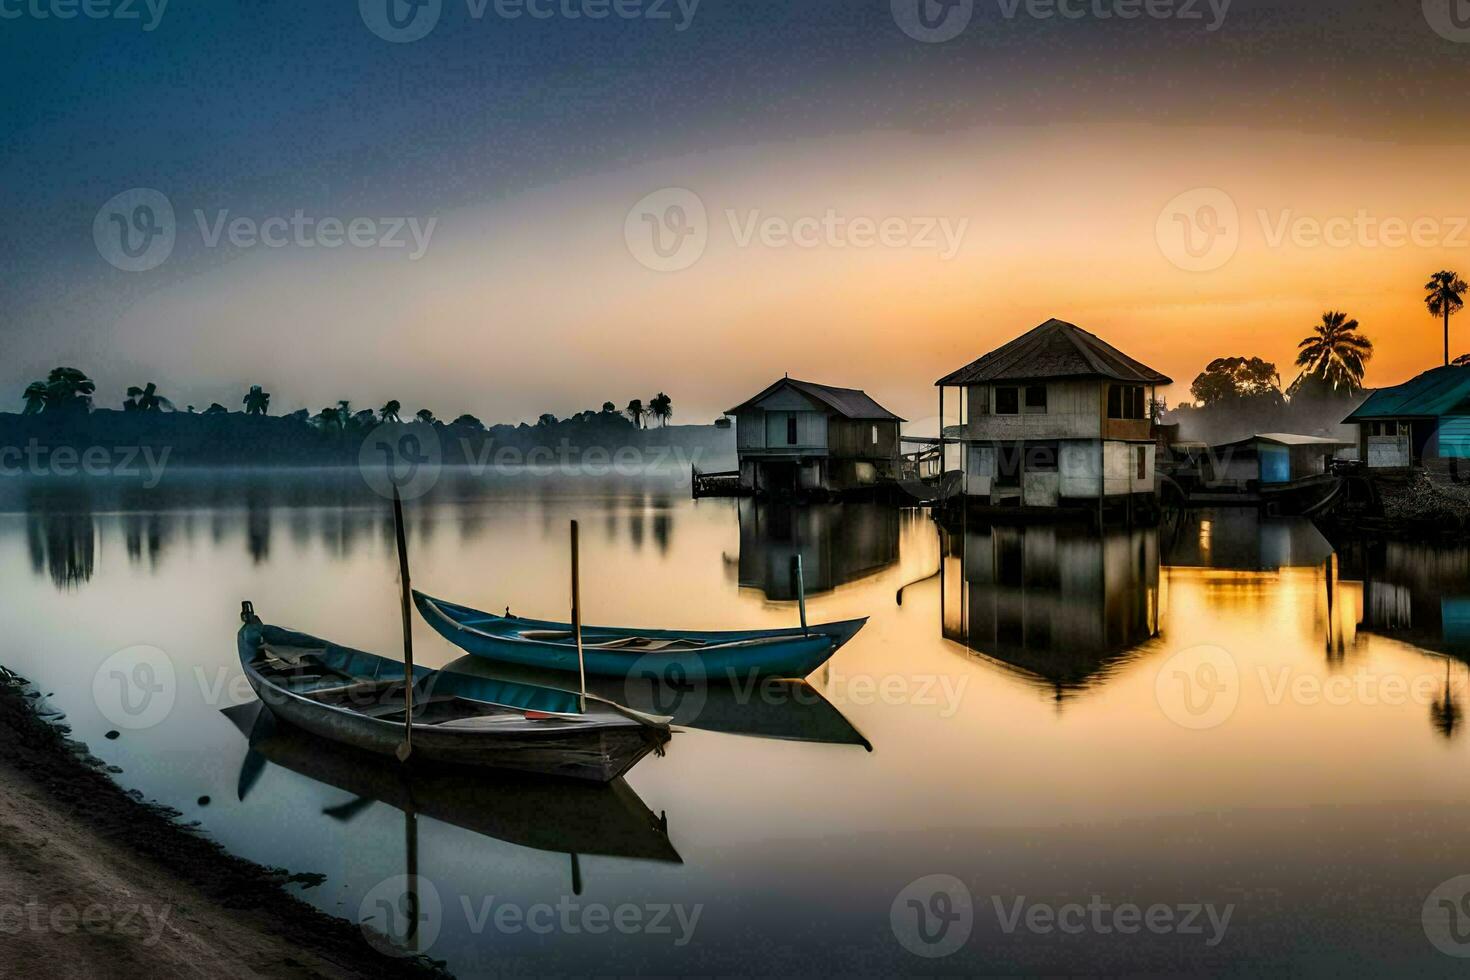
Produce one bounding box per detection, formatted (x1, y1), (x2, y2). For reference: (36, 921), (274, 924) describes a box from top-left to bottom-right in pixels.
(537, 413), (558, 427)
(203, 402), (228, 415)
(1454, 353), (1470, 367)
(21, 382), (46, 415)
(24, 367), (95, 414)
(124, 382), (174, 412)
(1190, 358), (1282, 407)
(625, 399), (646, 428)
(451, 413), (485, 431)
(379, 399), (402, 422)
(351, 409), (377, 430)
(1291, 311), (1373, 397)
(649, 392), (673, 427)
(601, 401), (618, 414)
(1426, 270), (1467, 367)
(414, 408), (436, 424)
(243, 385), (271, 415)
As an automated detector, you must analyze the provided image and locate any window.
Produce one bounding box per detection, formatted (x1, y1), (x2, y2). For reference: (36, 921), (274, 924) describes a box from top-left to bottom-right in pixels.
(871, 424), (879, 445)
(1108, 385), (1146, 420)
(1371, 421), (1399, 437)
(1024, 385), (1048, 414)
(993, 444), (1022, 487)
(786, 416), (798, 445)
(994, 386), (1019, 415)
(1137, 446), (1147, 480)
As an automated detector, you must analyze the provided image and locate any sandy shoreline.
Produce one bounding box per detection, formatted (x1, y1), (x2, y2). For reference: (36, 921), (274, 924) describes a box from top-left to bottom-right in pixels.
(0, 667), (448, 978)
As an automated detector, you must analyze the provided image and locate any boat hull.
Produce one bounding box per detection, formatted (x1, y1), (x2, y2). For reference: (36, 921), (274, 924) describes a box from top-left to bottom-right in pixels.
(238, 624), (665, 783)
(415, 591), (866, 682)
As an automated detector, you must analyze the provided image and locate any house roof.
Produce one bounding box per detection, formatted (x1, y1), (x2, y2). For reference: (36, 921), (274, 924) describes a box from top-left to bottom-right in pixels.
(1214, 432), (1355, 451)
(727, 378), (903, 421)
(935, 318), (1173, 387)
(1343, 366), (1470, 421)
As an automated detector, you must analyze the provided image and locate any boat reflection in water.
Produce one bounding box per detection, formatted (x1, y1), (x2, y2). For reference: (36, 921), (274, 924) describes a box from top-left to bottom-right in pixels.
(941, 523), (1161, 701)
(223, 700), (681, 882)
(734, 500), (899, 600)
(443, 656), (871, 750)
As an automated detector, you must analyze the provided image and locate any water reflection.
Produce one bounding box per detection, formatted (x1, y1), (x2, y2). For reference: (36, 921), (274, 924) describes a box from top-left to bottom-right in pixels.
(23, 483), (95, 589)
(1337, 538), (1470, 658)
(941, 523), (1160, 701)
(1160, 507), (1335, 571)
(735, 500), (899, 600)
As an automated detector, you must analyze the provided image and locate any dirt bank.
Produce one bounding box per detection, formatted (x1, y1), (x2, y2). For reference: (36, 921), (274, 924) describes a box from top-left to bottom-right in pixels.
(0, 667), (448, 978)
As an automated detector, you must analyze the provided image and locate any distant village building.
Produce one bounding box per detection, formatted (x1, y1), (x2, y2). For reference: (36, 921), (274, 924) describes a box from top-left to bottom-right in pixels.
(935, 318), (1171, 509)
(727, 378), (902, 495)
(1343, 365), (1470, 468)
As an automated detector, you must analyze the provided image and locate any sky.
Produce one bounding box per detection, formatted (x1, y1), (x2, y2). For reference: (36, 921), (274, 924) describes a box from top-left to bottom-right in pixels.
(4, 0), (1470, 426)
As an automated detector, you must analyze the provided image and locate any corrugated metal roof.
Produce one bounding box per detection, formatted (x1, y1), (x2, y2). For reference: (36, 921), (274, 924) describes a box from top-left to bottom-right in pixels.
(935, 318), (1173, 386)
(727, 378), (904, 421)
(1343, 366), (1470, 420)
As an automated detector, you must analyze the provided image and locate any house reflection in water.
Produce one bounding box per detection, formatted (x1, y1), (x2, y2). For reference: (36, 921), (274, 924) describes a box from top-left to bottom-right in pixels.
(1337, 538), (1470, 657)
(735, 500), (899, 600)
(941, 523), (1160, 701)
(1160, 508), (1335, 571)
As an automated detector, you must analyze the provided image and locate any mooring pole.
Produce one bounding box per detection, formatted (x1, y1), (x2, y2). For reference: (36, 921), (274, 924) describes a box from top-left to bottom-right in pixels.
(571, 520), (587, 712)
(391, 483), (414, 762)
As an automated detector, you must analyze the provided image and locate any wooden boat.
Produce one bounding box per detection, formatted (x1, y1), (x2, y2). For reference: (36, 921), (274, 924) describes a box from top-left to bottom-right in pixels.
(414, 590), (867, 682)
(221, 700), (682, 866)
(237, 603), (669, 783)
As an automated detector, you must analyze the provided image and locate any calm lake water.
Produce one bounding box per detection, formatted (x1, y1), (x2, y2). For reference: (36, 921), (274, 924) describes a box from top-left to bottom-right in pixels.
(3, 468), (1470, 975)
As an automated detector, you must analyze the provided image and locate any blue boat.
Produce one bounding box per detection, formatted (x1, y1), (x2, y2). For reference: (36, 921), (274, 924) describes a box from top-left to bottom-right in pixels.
(413, 590), (867, 682)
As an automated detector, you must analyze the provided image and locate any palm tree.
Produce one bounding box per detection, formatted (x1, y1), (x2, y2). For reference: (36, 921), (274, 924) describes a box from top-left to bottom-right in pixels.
(21, 382), (46, 415)
(1425, 270), (1467, 367)
(1292, 312), (1373, 396)
(649, 392), (673, 427)
(625, 399), (646, 428)
(1454, 353), (1470, 367)
(414, 408), (436, 424)
(124, 382), (174, 412)
(242, 385), (271, 415)
(379, 399), (402, 422)
(1431, 661), (1461, 740)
